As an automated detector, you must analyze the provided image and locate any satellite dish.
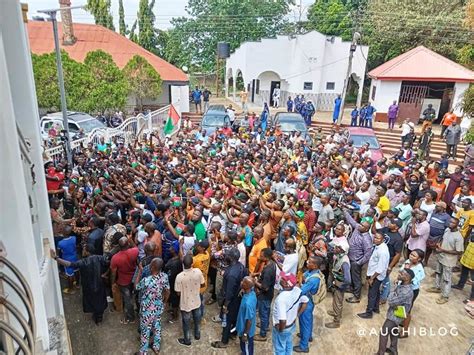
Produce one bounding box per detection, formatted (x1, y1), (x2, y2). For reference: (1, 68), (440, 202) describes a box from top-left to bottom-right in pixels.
(182, 66), (188, 73)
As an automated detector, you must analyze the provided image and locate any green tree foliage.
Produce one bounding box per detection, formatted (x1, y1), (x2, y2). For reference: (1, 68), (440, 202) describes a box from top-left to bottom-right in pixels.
(123, 55), (162, 110)
(461, 84), (474, 119)
(84, 50), (128, 113)
(86, 0), (115, 30)
(137, 0), (158, 52)
(129, 20), (138, 43)
(167, 0), (292, 71)
(32, 51), (94, 112)
(457, 44), (474, 70)
(363, 0), (471, 69)
(118, 0), (127, 36)
(306, 0), (354, 40)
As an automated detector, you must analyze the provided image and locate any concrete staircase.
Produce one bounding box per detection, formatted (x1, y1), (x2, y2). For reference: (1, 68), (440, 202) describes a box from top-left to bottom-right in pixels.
(183, 113), (465, 164)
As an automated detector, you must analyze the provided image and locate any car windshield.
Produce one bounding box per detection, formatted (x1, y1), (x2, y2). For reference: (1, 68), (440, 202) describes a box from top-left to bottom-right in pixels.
(203, 115), (227, 127)
(350, 135), (380, 149)
(77, 119), (105, 132)
(279, 121), (307, 132)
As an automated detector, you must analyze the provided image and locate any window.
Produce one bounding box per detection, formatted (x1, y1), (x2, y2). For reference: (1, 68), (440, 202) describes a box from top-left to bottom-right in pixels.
(303, 82), (313, 90)
(371, 85), (377, 101)
(326, 82), (335, 90)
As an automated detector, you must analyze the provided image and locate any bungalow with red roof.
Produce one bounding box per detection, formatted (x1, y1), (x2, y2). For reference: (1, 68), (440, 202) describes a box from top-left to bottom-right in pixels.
(26, 10), (190, 113)
(368, 46), (474, 123)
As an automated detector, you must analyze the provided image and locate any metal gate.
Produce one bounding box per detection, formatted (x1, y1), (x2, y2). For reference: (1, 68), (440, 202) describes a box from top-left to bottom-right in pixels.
(398, 85), (428, 123)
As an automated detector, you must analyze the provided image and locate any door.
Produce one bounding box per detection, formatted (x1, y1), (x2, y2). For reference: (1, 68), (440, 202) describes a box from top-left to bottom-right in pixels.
(270, 80), (281, 106)
(398, 84), (428, 123)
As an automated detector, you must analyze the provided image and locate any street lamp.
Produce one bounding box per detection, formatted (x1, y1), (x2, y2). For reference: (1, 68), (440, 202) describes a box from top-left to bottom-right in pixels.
(38, 5), (83, 168)
(337, 32), (361, 125)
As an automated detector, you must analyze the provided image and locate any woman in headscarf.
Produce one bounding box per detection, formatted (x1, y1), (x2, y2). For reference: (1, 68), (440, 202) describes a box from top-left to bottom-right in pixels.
(260, 102), (270, 132)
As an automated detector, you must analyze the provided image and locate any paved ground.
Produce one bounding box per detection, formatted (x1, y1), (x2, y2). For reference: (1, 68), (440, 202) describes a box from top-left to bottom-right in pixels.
(62, 260), (473, 355)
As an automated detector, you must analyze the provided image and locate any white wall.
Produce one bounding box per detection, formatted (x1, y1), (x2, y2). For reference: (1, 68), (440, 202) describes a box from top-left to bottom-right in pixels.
(453, 82), (470, 116)
(225, 31), (368, 105)
(371, 80), (402, 113)
(1, 0), (66, 352)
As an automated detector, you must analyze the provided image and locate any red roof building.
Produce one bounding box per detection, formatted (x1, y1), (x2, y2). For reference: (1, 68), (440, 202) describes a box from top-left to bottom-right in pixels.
(26, 20), (189, 111)
(27, 21), (188, 82)
(367, 46), (474, 123)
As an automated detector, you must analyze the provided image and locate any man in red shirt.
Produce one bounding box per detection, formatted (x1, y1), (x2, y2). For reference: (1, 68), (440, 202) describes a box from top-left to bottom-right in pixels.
(111, 236), (139, 324)
(45, 163), (65, 194)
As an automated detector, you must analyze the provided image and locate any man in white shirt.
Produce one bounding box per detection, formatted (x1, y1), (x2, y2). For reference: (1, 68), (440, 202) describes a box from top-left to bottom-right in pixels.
(175, 255), (205, 346)
(350, 160), (367, 185)
(274, 239), (299, 290)
(355, 182), (371, 207)
(358, 232), (390, 319)
(226, 104), (235, 125)
(272, 272), (308, 354)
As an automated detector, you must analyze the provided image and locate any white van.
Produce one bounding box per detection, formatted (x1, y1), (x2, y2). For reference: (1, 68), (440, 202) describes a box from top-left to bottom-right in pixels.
(40, 111), (106, 141)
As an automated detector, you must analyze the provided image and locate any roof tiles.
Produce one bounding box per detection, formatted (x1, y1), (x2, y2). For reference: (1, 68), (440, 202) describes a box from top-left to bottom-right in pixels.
(368, 46), (474, 83)
(27, 21), (188, 82)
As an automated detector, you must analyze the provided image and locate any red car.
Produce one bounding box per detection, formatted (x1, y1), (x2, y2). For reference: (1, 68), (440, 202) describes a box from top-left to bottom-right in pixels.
(347, 127), (384, 161)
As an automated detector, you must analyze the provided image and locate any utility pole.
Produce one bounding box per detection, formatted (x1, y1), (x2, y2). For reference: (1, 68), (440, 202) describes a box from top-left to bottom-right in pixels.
(337, 32), (360, 125)
(215, 55), (219, 98)
(38, 5), (83, 168)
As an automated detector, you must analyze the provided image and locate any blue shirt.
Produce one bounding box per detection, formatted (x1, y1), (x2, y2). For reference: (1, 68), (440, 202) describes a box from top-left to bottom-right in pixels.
(351, 109), (358, 118)
(192, 89), (202, 102)
(301, 270), (321, 302)
(365, 105), (376, 117)
(58, 236), (78, 262)
(236, 290), (257, 337)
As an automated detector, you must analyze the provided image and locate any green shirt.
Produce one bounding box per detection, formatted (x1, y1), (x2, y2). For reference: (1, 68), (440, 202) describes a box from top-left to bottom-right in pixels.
(194, 221), (206, 242)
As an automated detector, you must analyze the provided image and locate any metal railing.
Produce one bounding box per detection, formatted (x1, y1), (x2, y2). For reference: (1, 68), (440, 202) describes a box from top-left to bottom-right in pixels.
(44, 105), (176, 161)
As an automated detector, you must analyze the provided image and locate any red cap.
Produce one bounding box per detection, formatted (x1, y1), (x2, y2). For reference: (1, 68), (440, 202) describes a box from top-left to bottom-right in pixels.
(280, 272), (297, 287)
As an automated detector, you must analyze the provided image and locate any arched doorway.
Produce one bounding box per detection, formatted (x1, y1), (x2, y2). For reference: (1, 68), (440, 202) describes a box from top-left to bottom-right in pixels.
(235, 70), (245, 91)
(256, 71), (281, 106)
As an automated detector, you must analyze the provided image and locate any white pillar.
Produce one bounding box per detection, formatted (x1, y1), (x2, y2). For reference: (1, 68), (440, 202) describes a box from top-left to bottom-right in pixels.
(232, 76), (237, 103)
(356, 79), (364, 108)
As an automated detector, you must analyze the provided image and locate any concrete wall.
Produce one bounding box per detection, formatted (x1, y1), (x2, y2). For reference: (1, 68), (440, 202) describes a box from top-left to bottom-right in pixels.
(226, 31), (368, 110)
(371, 79), (402, 113)
(1, 1), (67, 352)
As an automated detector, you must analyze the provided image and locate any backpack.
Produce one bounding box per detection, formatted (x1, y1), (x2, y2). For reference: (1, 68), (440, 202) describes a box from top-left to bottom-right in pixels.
(307, 271), (327, 304)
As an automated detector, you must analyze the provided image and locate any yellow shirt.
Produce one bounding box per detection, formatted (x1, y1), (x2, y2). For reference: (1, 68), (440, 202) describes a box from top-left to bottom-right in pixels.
(455, 209), (474, 238)
(249, 238), (268, 274)
(377, 196), (391, 212)
(297, 221), (309, 245)
(192, 252), (210, 294)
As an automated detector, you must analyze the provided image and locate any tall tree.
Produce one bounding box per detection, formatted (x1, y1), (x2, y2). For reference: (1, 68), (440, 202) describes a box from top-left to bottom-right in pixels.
(306, 0), (354, 41)
(32, 51), (93, 112)
(84, 50), (128, 112)
(137, 0), (158, 52)
(363, 0), (471, 69)
(118, 0), (127, 36)
(86, 0), (115, 30)
(167, 0), (292, 71)
(123, 55), (162, 110)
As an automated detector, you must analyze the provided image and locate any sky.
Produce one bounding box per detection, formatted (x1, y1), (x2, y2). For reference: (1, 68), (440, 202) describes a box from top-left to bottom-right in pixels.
(27, 0), (313, 30)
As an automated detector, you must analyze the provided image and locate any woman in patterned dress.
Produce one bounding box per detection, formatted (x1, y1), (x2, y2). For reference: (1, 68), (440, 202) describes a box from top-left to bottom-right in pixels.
(136, 258), (170, 354)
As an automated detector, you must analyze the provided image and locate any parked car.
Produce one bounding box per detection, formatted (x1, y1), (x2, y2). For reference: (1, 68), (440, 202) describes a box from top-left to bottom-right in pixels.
(200, 105), (230, 134)
(272, 112), (310, 141)
(347, 126), (384, 161)
(40, 111), (106, 141)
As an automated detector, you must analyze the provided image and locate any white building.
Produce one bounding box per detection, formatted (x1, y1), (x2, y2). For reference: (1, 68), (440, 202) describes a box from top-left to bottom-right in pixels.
(225, 31), (369, 110)
(1, 1), (70, 353)
(368, 46), (474, 123)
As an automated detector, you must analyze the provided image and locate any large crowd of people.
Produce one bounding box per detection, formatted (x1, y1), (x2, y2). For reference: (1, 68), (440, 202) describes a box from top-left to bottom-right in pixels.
(47, 110), (473, 355)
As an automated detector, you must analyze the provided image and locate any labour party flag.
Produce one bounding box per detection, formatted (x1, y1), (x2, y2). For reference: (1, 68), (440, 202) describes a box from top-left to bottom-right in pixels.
(163, 104), (180, 135)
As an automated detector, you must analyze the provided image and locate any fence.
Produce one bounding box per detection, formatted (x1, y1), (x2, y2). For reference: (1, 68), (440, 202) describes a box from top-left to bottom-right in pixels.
(44, 105), (179, 162)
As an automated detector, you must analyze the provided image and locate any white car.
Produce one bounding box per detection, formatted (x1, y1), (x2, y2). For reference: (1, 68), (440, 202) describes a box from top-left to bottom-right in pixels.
(40, 111), (106, 141)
